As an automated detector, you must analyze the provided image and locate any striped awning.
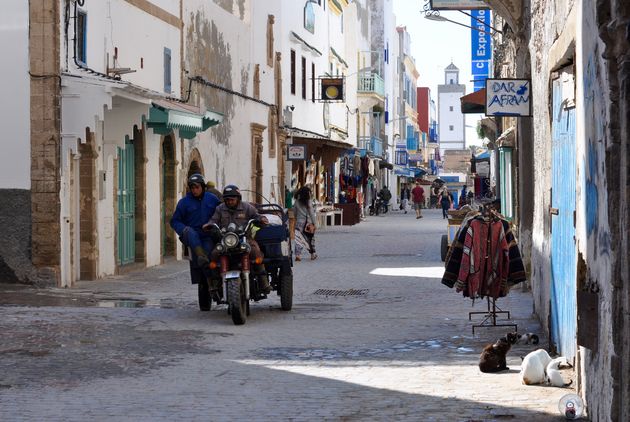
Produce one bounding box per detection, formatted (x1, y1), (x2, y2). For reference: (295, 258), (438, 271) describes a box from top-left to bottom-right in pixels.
(147, 100), (223, 139)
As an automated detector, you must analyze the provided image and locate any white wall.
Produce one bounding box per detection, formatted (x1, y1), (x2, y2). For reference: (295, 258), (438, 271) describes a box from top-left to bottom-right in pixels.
(0, 1), (30, 189)
(65, 0), (181, 95)
(145, 132), (162, 267)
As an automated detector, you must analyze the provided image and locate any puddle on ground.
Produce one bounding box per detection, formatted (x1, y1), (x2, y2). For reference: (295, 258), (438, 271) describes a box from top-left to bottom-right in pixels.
(0, 284), (96, 308)
(256, 337), (476, 361)
(96, 298), (146, 308)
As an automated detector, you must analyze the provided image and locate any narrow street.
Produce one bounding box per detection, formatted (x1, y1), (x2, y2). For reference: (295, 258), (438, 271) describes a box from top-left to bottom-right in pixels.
(0, 209), (571, 421)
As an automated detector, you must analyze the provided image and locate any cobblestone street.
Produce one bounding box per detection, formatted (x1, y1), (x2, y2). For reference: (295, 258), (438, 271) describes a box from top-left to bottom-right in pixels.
(0, 210), (572, 421)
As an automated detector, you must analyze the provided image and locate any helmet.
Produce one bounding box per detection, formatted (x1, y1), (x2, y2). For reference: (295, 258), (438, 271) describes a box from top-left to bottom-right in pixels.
(222, 184), (241, 200)
(188, 173), (205, 189)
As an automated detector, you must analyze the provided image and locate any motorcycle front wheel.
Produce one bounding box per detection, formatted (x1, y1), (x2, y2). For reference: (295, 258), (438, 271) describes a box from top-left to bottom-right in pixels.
(228, 278), (247, 325)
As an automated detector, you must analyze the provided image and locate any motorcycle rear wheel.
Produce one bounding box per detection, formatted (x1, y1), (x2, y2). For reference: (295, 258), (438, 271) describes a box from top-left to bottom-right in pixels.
(228, 278), (247, 325)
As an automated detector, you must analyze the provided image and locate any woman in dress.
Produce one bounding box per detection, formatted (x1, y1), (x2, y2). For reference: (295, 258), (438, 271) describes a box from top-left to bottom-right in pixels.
(293, 186), (318, 261)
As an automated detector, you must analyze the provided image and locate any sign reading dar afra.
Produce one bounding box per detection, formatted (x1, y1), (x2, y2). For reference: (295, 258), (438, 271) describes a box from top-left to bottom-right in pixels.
(485, 79), (532, 116)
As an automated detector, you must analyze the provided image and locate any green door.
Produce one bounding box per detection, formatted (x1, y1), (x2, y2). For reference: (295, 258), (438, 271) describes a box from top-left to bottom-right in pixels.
(117, 138), (135, 265)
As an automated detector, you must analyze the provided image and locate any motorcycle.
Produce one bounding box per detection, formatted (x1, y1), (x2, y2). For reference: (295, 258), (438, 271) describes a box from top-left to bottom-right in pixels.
(369, 194), (388, 216)
(203, 219), (266, 325)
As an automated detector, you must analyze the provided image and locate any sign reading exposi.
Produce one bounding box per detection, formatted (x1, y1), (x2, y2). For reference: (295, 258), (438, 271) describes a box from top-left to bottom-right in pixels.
(485, 78), (532, 116)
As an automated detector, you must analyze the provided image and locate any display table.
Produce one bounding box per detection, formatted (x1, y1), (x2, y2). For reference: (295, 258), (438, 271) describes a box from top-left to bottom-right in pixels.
(317, 208), (343, 230)
(334, 203), (361, 225)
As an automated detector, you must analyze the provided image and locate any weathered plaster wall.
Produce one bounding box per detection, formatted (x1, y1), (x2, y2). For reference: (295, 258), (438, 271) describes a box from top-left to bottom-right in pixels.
(578, 2), (615, 419)
(184, 1), (272, 201)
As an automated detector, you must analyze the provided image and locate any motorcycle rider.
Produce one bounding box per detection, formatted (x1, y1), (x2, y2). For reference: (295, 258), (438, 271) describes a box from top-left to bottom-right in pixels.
(170, 173), (221, 270)
(379, 185), (392, 213)
(202, 185), (271, 294)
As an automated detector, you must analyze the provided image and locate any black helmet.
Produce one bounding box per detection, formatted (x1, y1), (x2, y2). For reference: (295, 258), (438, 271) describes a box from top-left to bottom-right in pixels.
(188, 173), (205, 189)
(222, 184), (241, 200)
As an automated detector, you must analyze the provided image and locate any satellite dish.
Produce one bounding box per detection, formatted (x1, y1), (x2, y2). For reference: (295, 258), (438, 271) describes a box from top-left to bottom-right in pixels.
(558, 394), (584, 420)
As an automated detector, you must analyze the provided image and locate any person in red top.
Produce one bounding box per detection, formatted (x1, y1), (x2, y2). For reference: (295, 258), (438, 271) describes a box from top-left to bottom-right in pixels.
(411, 181), (425, 219)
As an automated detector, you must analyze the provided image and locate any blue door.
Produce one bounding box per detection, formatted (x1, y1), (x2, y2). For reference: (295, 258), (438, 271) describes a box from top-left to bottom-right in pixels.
(550, 70), (577, 359)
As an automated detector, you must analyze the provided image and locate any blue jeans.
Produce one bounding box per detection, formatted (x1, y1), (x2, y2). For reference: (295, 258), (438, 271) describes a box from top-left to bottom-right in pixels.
(181, 227), (213, 261)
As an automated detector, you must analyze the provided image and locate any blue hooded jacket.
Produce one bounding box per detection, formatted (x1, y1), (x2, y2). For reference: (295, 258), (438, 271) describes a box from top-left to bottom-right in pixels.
(170, 191), (220, 236)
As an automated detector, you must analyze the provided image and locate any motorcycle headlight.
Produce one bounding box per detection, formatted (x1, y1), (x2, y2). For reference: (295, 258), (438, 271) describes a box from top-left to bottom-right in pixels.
(216, 244), (224, 252)
(223, 233), (239, 248)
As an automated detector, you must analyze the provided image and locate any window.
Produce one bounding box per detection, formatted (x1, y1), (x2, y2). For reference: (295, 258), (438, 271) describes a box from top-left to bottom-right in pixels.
(449, 106), (453, 111)
(301, 56), (307, 100)
(311, 63), (316, 103)
(163, 47), (171, 93)
(76, 10), (87, 64)
(449, 125), (454, 131)
(304, 2), (315, 34)
(449, 78), (454, 84)
(290, 49), (296, 95)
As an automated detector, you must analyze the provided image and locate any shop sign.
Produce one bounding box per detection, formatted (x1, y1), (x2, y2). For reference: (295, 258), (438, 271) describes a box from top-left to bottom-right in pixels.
(430, 0), (489, 10)
(471, 9), (492, 91)
(485, 78), (532, 117)
(286, 145), (306, 161)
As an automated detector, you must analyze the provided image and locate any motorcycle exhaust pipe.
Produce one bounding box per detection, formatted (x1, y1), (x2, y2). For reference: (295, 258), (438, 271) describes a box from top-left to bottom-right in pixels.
(243, 271), (250, 300)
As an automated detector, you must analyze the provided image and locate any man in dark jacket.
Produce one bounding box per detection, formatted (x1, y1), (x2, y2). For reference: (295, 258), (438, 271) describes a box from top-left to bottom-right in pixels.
(170, 173), (221, 268)
(379, 186), (392, 213)
(203, 185), (270, 293)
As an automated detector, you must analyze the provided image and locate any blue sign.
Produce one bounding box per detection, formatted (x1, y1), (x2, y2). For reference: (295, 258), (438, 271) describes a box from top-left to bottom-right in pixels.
(471, 9), (492, 92)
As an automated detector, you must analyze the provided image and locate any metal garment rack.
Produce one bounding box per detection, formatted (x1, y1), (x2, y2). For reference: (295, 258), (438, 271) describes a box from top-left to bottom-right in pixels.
(469, 296), (517, 335)
(467, 202), (517, 335)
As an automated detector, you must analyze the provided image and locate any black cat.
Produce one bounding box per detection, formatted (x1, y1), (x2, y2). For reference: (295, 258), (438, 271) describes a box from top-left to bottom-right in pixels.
(479, 332), (519, 373)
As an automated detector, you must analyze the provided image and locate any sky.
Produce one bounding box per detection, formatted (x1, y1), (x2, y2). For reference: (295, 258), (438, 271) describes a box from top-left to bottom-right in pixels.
(391, 0), (485, 147)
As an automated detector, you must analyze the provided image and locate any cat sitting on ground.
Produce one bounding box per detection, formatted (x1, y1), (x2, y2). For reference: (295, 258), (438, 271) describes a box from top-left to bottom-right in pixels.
(546, 356), (573, 387)
(520, 349), (553, 385)
(479, 332), (519, 373)
(516, 332), (540, 345)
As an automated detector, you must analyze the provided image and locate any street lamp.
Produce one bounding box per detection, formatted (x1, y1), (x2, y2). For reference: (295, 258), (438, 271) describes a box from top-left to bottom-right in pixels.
(424, 13), (496, 36)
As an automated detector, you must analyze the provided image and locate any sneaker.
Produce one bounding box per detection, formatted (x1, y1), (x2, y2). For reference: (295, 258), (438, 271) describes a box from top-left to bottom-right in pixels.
(310, 253), (318, 260)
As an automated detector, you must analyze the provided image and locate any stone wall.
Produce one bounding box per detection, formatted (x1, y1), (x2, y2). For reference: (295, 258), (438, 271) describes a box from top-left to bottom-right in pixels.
(0, 189), (54, 286)
(29, 0), (61, 284)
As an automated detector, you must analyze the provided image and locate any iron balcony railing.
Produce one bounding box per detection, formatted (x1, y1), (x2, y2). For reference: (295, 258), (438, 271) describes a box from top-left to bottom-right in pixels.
(359, 136), (384, 157)
(358, 72), (385, 97)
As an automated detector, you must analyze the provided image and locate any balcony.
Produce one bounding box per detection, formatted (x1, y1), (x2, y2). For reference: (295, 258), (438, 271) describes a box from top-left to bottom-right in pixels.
(359, 136), (384, 157)
(358, 72), (385, 97)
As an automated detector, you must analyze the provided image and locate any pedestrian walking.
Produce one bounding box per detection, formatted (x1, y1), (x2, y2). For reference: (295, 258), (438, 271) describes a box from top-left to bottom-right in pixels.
(411, 181), (425, 219)
(438, 187), (453, 219)
(293, 186), (318, 261)
(400, 183), (411, 214)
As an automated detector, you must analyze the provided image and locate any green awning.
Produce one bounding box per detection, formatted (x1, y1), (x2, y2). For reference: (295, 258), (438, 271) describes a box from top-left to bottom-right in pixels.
(147, 100), (223, 139)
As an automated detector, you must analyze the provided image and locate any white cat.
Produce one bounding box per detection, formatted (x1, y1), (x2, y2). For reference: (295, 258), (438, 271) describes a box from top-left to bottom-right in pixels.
(520, 349), (552, 385)
(545, 356), (573, 387)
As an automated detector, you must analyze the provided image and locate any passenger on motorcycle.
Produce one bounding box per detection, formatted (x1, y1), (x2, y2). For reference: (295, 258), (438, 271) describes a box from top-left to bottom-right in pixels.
(170, 173), (221, 270)
(202, 185), (271, 294)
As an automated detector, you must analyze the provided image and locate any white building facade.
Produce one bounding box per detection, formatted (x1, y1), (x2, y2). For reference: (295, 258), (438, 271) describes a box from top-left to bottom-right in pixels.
(437, 63), (466, 154)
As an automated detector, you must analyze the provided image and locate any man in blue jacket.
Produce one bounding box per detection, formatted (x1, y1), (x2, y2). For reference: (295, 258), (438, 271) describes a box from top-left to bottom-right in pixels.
(170, 173), (220, 268)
